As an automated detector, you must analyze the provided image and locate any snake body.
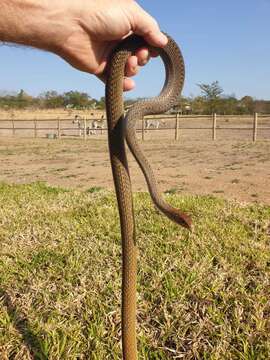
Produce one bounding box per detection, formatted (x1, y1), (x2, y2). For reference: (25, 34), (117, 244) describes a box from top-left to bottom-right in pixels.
(105, 34), (191, 360)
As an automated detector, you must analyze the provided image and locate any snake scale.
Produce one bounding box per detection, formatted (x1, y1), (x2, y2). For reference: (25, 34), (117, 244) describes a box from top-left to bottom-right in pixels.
(105, 33), (192, 360)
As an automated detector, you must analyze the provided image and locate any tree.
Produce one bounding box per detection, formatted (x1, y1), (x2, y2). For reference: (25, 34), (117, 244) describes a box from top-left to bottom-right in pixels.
(239, 96), (255, 114)
(0, 89), (34, 109)
(97, 96), (106, 109)
(218, 95), (239, 115)
(254, 100), (270, 114)
(39, 91), (64, 108)
(16, 89), (33, 108)
(197, 81), (224, 100)
(197, 81), (224, 114)
(63, 91), (91, 109)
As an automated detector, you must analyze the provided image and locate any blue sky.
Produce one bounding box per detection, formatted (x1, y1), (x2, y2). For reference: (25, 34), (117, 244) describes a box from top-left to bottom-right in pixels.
(0, 0), (269, 100)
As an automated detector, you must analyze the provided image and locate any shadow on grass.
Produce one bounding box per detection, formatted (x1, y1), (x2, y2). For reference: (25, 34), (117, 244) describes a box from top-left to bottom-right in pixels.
(0, 288), (48, 360)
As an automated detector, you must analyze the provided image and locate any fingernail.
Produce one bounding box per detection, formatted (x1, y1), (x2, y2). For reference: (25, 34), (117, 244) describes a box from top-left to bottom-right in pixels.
(158, 33), (168, 46)
(141, 54), (150, 66)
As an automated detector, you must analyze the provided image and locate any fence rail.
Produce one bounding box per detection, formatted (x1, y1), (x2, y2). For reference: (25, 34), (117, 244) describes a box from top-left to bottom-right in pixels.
(0, 113), (269, 142)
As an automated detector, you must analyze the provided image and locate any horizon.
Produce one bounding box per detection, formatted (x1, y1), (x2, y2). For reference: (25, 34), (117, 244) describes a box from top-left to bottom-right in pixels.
(0, 1), (269, 100)
(0, 88), (269, 102)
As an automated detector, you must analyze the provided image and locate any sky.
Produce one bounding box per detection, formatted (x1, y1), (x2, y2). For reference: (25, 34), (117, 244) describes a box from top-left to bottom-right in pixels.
(0, 0), (269, 100)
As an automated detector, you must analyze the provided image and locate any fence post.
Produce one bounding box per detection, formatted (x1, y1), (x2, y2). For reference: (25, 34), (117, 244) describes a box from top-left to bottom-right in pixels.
(57, 118), (61, 139)
(142, 118), (145, 141)
(212, 113), (217, 140)
(84, 118), (87, 140)
(175, 113), (180, 141)
(34, 119), (37, 138)
(253, 113), (258, 142)
(12, 119), (15, 136)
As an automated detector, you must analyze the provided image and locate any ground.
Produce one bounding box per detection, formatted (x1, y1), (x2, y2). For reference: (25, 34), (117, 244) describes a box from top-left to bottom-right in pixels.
(0, 134), (269, 205)
(0, 125), (269, 359)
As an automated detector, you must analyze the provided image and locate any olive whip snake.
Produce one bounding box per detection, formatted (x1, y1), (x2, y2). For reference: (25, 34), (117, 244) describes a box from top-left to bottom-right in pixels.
(105, 33), (192, 360)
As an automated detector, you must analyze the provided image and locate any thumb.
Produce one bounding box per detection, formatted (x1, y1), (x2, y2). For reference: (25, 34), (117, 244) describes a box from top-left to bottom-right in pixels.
(130, 3), (168, 47)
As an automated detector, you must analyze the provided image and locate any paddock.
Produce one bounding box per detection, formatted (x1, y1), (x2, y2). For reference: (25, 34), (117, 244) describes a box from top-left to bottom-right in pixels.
(0, 134), (269, 205)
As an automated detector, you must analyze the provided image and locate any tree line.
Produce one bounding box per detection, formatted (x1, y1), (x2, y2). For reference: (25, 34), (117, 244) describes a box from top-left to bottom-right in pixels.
(184, 82), (270, 115)
(0, 82), (269, 114)
(0, 90), (98, 110)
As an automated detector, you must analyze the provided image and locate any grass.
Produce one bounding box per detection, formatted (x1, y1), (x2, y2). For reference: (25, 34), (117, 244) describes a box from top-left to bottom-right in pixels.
(86, 186), (104, 194)
(0, 182), (269, 359)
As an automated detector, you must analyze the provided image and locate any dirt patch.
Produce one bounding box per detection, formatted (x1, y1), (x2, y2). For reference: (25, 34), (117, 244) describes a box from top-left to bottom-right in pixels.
(0, 134), (269, 205)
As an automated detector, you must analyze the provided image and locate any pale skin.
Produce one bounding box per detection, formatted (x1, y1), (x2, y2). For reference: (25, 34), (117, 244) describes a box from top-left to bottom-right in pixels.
(0, 0), (168, 91)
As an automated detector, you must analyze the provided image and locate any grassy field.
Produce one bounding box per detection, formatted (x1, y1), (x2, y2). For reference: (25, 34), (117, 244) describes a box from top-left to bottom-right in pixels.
(0, 182), (269, 359)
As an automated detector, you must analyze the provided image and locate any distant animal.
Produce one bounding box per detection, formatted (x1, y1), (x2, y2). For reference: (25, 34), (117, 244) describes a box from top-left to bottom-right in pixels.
(72, 115), (83, 136)
(87, 115), (106, 135)
(145, 119), (160, 130)
(73, 114), (106, 136)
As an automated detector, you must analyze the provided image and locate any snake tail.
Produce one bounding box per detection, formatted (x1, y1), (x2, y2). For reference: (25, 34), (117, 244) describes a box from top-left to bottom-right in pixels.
(124, 35), (192, 230)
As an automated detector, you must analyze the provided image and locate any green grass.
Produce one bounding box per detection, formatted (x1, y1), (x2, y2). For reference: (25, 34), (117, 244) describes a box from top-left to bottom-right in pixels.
(0, 182), (269, 359)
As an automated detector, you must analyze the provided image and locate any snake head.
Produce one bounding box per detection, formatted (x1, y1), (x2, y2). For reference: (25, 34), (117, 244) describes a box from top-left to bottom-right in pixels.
(167, 209), (192, 230)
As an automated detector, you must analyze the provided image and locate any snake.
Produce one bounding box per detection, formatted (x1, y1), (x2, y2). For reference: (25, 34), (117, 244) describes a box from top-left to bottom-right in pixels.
(105, 33), (192, 360)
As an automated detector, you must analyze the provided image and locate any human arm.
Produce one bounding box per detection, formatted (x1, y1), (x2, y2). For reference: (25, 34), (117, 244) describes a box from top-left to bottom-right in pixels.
(0, 0), (167, 90)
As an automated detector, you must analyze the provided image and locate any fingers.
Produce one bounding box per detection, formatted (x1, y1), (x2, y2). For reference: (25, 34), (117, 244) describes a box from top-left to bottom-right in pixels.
(119, 55), (138, 91)
(131, 2), (168, 48)
(123, 77), (135, 91)
(101, 46), (159, 92)
(100, 0), (167, 92)
(120, 46), (159, 91)
(98, 71), (135, 92)
(120, 2), (167, 92)
(136, 48), (150, 65)
(99, 3), (166, 91)
(125, 48), (151, 76)
(124, 47), (153, 91)
(125, 55), (139, 77)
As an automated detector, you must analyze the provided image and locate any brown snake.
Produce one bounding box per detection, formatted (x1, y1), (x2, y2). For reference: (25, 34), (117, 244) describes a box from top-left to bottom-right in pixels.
(105, 33), (192, 360)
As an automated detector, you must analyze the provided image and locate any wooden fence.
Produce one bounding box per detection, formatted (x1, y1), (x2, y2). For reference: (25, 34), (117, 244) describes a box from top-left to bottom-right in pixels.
(0, 113), (269, 142)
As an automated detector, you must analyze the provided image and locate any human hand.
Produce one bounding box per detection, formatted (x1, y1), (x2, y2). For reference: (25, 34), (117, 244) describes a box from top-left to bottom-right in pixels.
(51, 0), (168, 91)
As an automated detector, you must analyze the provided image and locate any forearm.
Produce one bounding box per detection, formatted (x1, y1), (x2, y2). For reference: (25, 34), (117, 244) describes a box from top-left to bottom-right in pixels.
(0, 0), (69, 51)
